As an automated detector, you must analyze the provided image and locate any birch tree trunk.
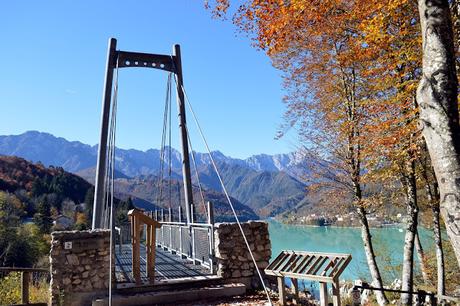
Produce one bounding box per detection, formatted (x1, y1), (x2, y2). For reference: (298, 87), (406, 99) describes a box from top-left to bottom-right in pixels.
(353, 168), (387, 305)
(414, 230), (429, 284)
(417, 0), (460, 267)
(356, 207), (388, 305)
(421, 146), (446, 294)
(400, 160), (419, 305)
(432, 202), (446, 295)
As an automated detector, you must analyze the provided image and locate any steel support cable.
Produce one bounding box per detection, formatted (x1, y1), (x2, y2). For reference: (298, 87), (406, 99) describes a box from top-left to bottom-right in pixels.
(157, 73), (172, 209)
(107, 60), (120, 306)
(185, 123), (208, 218)
(168, 78), (173, 215)
(175, 81), (273, 305)
(104, 66), (119, 230)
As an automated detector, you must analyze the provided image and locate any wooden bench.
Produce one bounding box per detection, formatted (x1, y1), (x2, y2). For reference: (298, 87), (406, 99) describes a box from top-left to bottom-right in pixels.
(265, 250), (352, 306)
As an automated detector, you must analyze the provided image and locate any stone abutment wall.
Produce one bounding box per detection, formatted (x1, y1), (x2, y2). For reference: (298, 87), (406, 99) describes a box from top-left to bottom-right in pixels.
(214, 221), (271, 289)
(49, 229), (111, 306)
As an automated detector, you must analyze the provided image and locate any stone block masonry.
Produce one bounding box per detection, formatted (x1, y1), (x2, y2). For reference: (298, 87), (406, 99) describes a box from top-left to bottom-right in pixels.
(214, 221), (271, 289)
(49, 229), (111, 306)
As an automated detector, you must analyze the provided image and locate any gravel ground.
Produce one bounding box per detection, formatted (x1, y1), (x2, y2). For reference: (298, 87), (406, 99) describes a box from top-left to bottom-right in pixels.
(176, 290), (317, 306)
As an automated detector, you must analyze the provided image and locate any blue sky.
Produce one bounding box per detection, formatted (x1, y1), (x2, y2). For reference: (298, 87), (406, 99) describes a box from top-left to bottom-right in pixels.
(0, 1), (297, 158)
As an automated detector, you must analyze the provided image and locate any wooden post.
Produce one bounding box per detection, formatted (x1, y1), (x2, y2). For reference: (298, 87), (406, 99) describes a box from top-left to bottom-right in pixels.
(173, 44), (194, 226)
(21, 271), (29, 304)
(128, 210), (161, 285)
(332, 279), (341, 306)
(278, 276), (286, 305)
(319, 282), (328, 306)
(92, 38), (117, 229)
(132, 216), (141, 285)
(146, 225), (155, 283)
(292, 278), (299, 305)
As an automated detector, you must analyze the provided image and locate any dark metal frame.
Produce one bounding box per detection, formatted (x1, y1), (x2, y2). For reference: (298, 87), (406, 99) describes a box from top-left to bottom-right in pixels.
(92, 38), (194, 229)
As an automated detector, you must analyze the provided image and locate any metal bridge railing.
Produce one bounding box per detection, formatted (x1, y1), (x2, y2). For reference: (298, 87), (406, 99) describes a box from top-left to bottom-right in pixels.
(153, 202), (216, 272)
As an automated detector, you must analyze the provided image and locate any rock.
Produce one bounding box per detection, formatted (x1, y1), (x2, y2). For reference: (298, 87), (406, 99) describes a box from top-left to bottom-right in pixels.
(242, 270), (253, 277)
(238, 255), (248, 262)
(72, 278), (81, 285)
(62, 278), (71, 285)
(66, 254), (79, 265)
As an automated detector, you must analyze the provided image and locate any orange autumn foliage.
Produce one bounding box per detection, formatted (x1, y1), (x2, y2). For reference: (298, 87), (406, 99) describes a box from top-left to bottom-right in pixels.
(207, 0), (424, 194)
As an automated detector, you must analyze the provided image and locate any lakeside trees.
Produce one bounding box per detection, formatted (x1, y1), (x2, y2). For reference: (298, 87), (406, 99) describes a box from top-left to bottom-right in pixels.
(207, 0), (460, 302)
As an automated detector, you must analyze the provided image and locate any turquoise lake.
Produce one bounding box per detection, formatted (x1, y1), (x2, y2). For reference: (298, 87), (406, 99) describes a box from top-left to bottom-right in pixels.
(267, 219), (433, 283)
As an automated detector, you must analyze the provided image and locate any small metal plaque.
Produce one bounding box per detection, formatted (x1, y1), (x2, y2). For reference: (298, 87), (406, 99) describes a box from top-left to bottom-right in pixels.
(64, 238), (105, 252)
(64, 241), (72, 250)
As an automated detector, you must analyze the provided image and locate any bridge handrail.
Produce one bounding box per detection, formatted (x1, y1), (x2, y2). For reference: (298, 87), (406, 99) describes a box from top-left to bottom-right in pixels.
(153, 202), (216, 273)
(0, 267), (49, 273)
(158, 221), (213, 228)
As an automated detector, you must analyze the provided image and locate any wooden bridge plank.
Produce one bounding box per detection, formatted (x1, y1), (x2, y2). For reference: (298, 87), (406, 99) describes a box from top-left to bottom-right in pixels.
(297, 255), (316, 274)
(266, 251), (287, 271)
(292, 255), (311, 272)
(279, 253), (297, 272)
(325, 257), (344, 277)
(320, 257), (341, 277)
(304, 256), (324, 275)
(272, 252), (290, 271)
(330, 255), (352, 278)
(310, 257), (329, 275)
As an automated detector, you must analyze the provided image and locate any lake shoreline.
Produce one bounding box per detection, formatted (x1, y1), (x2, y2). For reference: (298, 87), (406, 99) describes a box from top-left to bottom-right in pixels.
(273, 218), (404, 229)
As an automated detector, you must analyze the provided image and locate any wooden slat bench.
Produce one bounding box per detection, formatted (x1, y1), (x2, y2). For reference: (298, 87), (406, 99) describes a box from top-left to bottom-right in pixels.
(265, 250), (352, 306)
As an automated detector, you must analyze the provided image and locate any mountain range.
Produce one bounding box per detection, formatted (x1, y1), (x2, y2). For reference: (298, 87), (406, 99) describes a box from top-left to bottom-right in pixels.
(0, 131), (310, 218)
(0, 131), (305, 175)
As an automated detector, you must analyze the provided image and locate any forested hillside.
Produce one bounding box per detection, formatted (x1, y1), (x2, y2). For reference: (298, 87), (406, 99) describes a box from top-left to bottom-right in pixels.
(0, 156), (93, 268)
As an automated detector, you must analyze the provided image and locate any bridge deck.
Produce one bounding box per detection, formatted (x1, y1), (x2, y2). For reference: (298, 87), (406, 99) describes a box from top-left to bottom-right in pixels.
(115, 244), (213, 284)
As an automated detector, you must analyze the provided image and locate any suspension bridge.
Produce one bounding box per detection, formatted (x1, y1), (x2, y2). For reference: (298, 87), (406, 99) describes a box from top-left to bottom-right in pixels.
(86, 38), (272, 305)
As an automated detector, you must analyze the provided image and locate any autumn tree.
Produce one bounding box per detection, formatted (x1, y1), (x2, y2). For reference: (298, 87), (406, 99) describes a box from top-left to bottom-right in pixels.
(355, 0), (427, 302)
(211, 1), (390, 303)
